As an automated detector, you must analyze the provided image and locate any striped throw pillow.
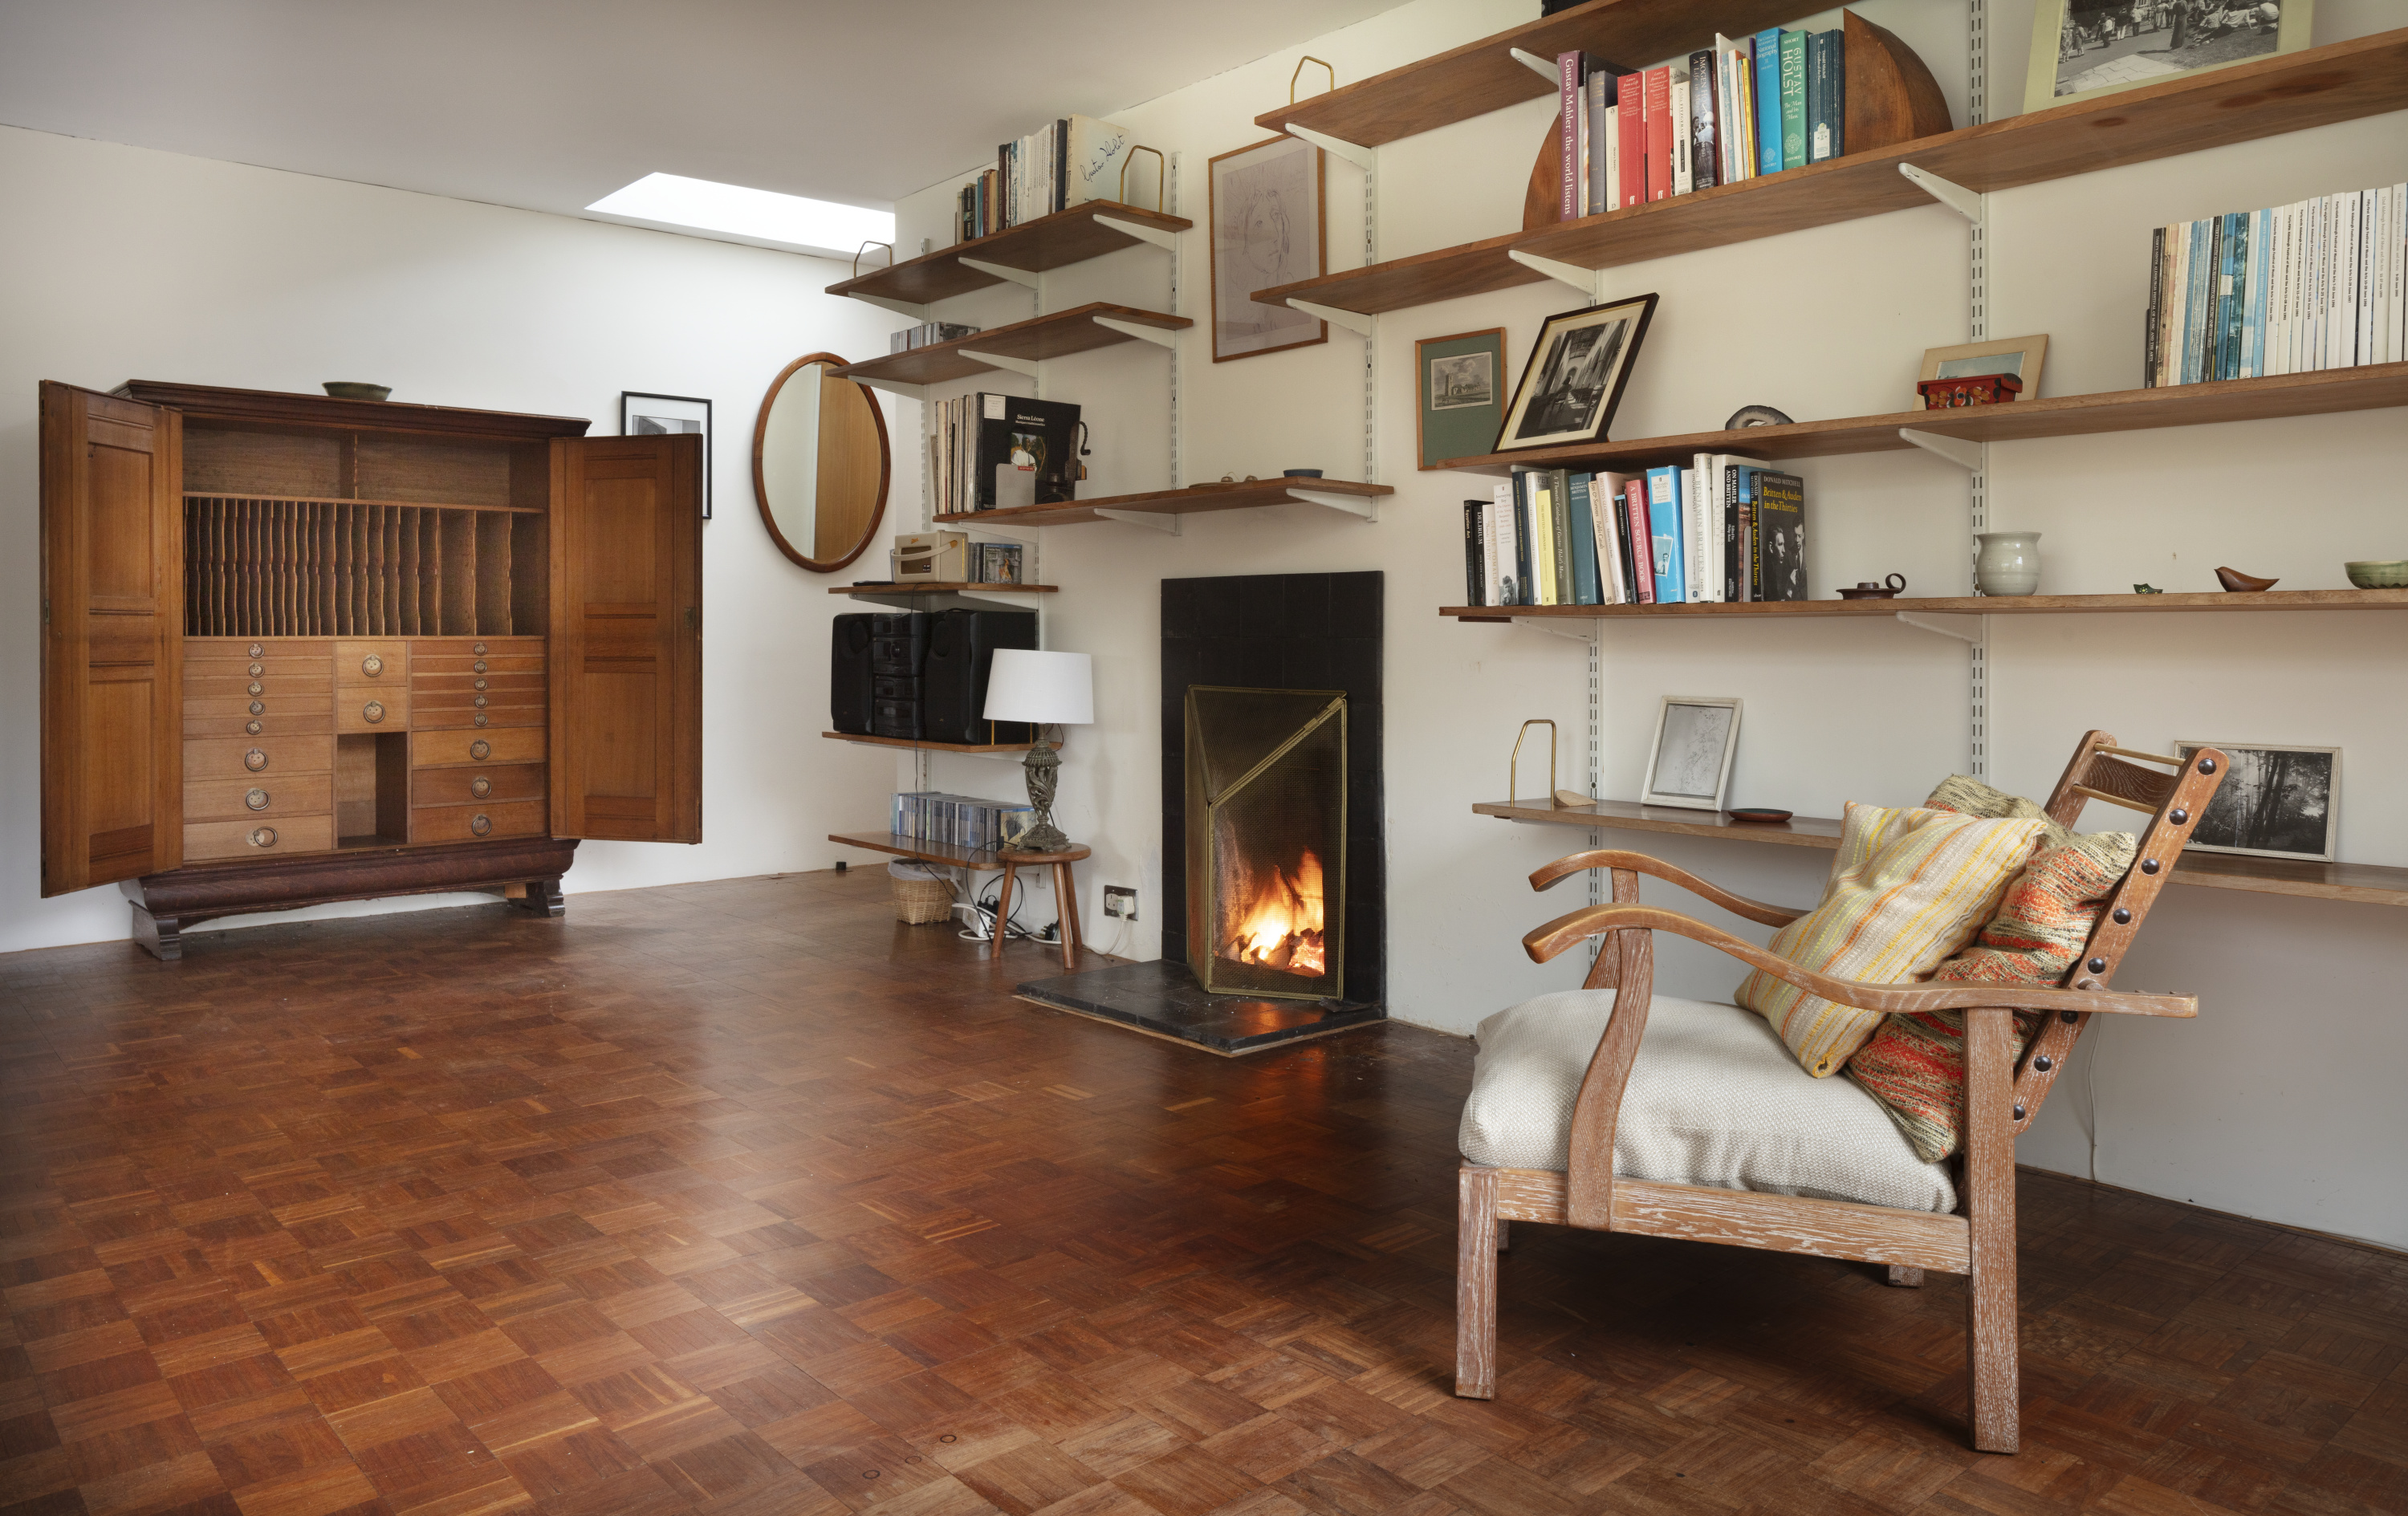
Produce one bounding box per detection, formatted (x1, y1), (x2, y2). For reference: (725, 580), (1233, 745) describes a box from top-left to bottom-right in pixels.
(1734, 803), (2049, 1076)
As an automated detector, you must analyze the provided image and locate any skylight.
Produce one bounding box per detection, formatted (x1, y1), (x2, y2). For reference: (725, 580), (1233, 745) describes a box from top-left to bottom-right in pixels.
(585, 173), (895, 259)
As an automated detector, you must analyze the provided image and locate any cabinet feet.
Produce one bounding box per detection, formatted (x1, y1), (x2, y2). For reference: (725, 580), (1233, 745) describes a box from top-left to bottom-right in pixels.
(131, 904), (183, 961)
(514, 878), (566, 917)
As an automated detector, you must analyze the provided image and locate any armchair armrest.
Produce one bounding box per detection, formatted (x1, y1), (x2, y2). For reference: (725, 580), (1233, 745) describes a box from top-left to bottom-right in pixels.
(1531, 849), (1808, 929)
(1525, 903), (2196, 1019)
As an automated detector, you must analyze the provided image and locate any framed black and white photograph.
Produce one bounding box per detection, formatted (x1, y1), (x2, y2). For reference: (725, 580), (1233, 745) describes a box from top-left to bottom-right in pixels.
(2025, 1), (2316, 113)
(1641, 695), (1742, 812)
(1416, 327), (1505, 469)
(2174, 740), (2338, 862)
(1495, 294), (1658, 453)
(1209, 136), (1326, 364)
(621, 392), (713, 518)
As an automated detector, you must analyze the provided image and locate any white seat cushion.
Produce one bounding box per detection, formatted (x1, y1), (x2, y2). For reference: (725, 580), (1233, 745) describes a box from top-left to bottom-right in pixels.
(1458, 990), (1957, 1213)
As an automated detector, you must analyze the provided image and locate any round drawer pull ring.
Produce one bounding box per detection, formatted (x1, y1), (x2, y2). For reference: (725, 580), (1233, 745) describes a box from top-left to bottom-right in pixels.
(248, 662), (264, 677)
(473, 694), (488, 708)
(474, 678), (487, 690)
(249, 827), (277, 848)
(360, 654), (384, 677)
(247, 681), (264, 697)
(474, 713), (489, 727)
(245, 788), (270, 811)
(470, 813), (494, 837)
(470, 739), (492, 760)
(474, 642), (488, 655)
(470, 776), (492, 799)
(249, 700), (265, 716)
(246, 721), (262, 736)
(473, 660), (488, 674)
(362, 700), (386, 725)
(244, 749), (268, 772)
(248, 643), (263, 658)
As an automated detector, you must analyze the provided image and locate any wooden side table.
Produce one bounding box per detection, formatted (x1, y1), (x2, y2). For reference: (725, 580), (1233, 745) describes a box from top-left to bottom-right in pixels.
(991, 844), (1090, 971)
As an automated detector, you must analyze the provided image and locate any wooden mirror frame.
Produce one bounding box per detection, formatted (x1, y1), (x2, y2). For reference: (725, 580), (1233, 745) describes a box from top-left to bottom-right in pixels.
(752, 352), (891, 573)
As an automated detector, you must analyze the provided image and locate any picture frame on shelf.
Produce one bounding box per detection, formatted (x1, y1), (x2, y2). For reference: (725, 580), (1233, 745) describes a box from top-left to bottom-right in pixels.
(1917, 335), (2048, 404)
(2174, 740), (2338, 863)
(1640, 696), (1743, 813)
(1416, 328), (1506, 469)
(2024, 0), (2315, 114)
(622, 392), (713, 518)
(1495, 294), (1658, 453)
(1209, 136), (1326, 363)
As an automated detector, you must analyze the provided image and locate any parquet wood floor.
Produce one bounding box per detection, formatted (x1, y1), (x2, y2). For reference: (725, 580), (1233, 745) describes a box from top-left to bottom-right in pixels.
(2, 870), (2402, 1516)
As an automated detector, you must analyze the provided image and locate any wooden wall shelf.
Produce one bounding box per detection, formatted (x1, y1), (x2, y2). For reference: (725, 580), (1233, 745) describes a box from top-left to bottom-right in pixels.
(825, 205), (1192, 308)
(836, 303), (1189, 387)
(1433, 364), (2408, 475)
(1473, 800), (2408, 908)
(1450, 590), (2408, 623)
(829, 583), (1056, 597)
(934, 476), (1392, 529)
(822, 732), (1056, 755)
(1257, 27), (2408, 318)
(1252, 0), (1802, 149)
(830, 830), (1006, 871)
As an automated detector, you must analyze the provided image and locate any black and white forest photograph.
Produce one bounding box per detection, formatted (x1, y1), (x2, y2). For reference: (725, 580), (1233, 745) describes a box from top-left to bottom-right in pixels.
(1496, 294), (1657, 451)
(2177, 741), (2338, 861)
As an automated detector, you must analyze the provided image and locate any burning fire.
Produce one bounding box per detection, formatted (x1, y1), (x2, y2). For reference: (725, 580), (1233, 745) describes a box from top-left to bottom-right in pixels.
(1222, 851), (1326, 977)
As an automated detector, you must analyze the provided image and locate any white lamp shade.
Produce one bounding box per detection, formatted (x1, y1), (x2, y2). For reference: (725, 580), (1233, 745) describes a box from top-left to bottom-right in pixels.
(984, 648), (1093, 725)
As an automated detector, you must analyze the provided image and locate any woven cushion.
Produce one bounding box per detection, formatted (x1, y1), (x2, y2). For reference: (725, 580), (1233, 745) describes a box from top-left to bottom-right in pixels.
(1458, 991), (1957, 1213)
(1733, 803), (2050, 1076)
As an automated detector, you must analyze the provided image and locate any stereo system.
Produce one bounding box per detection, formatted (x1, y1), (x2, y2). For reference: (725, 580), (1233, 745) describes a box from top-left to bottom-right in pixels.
(831, 608), (1037, 745)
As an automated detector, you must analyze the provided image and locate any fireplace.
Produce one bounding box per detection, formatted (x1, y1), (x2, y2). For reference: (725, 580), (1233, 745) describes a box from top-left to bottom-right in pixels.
(1186, 686), (1346, 1001)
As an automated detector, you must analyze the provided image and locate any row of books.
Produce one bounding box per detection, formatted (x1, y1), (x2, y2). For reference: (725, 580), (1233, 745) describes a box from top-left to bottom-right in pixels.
(1462, 457), (1807, 608)
(2145, 183), (2408, 387)
(955, 114), (1137, 243)
(889, 321), (977, 354)
(1555, 26), (1847, 220)
(892, 792), (1036, 853)
(929, 392), (1082, 516)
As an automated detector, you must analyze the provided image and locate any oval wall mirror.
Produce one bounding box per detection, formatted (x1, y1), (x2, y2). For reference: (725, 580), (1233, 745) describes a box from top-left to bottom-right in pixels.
(754, 352), (890, 572)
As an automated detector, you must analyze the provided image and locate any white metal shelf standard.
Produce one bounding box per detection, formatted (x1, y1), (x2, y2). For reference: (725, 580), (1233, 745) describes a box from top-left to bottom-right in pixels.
(1276, 118), (1380, 487)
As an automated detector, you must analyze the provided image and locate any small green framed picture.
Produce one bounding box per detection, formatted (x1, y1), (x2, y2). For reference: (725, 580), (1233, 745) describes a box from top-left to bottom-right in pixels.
(1416, 328), (1505, 470)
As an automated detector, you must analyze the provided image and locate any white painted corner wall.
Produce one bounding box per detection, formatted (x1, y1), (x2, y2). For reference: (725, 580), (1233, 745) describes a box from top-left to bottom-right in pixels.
(885, 0), (2408, 1248)
(0, 124), (909, 953)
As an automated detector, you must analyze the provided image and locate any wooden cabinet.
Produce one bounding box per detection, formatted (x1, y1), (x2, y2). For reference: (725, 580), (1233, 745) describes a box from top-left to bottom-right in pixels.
(37, 380), (704, 957)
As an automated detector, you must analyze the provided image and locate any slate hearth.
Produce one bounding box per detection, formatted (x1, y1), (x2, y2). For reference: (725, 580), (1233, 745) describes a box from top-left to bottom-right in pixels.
(1018, 571), (1384, 1054)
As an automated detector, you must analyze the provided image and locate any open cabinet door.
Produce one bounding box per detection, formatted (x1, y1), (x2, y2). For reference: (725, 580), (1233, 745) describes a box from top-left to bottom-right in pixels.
(41, 381), (184, 896)
(549, 433), (702, 843)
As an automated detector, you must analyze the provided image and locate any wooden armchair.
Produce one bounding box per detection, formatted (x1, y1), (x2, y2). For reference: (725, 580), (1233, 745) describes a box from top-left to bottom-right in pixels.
(1455, 730), (2228, 1453)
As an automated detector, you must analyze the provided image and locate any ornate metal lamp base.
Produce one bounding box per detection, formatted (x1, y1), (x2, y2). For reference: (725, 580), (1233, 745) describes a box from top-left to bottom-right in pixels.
(1016, 739), (1069, 853)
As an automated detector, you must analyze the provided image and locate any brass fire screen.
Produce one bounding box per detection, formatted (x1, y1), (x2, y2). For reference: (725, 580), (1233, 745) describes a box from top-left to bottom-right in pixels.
(1184, 686), (1347, 1001)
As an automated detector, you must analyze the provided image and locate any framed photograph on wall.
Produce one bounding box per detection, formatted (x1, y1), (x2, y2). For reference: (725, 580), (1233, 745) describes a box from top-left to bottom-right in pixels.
(1495, 294), (1658, 452)
(1209, 136), (1326, 363)
(622, 392), (713, 518)
(1416, 328), (1506, 469)
(2174, 740), (2338, 862)
(2024, 0), (2315, 114)
(1918, 334), (2048, 404)
(1641, 696), (1743, 812)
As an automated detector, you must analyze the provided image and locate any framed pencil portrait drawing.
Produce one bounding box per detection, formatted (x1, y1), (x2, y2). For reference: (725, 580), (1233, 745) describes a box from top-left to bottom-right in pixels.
(1495, 294), (1658, 452)
(2174, 740), (2338, 862)
(1209, 136), (1326, 363)
(1416, 328), (1506, 469)
(2025, 0), (2315, 114)
(1641, 696), (1742, 812)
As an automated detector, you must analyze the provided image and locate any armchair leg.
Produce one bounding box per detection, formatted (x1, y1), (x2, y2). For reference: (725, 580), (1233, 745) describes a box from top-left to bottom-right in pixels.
(1964, 1008), (2021, 1453)
(1456, 1167), (1500, 1400)
(1887, 1265), (1925, 1287)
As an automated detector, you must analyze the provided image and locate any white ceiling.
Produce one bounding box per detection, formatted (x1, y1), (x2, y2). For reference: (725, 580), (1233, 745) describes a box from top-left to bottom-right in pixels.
(0, 0), (1397, 239)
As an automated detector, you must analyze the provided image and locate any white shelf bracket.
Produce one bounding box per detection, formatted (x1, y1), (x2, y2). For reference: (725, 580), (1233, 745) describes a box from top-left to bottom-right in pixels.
(848, 293), (929, 320)
(1092, 214), (1179, 252)
(1513, 616), (1600, 644)
(1898, 427), (1985, 471)
(958, 348), (1042, 379)
(1507, 248), (1600, 299)
(1282, 123), (1373, 173)
(1895, 612), (1987, 643)
(1898, 162), (1983, 222)
(1508, 47), (1562, 82)
(851, 375), (926, 401)
(1287, 297), (1373, 337)
(1093, 508), (1182, 535)
(1285, 489), (1379, 522)
(1092, 315), (1181, 349)
(958, 256), (1041, 291)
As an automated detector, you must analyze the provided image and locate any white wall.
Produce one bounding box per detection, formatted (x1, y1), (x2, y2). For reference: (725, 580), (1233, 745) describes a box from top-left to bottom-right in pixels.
(887, 0), (2408, 1248)
(0, 124), (905, 953)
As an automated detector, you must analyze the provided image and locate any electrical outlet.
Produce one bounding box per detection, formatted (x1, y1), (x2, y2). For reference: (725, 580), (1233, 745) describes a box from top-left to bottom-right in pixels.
(1102, 887), (1137, 921)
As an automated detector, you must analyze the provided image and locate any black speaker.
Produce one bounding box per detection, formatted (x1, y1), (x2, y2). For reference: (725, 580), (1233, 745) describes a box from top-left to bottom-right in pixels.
(922, 608), (1039, 746)
(830, 614), (875, 735)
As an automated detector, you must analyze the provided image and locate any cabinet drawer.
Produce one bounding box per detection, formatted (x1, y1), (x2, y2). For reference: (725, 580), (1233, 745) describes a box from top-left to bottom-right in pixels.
(185, 653), (332, 679)
(185, 673), (333, 701)
(336, 690), (409, 733)
(183, 703), (336, 738)
(185, 815), (337, 862)
(187, 773), (335, 823)
(413, 727), (545, 768)
(185, 736), (335, 782)
(412, 799), (545, 845)
(413, 763), (545, 808)
(411, 672), (545, 697)
(413, 654), (545, 677)
(335, 640), (410, 685)
(185, 638), (333, 662)
(413, 701), (543, 730)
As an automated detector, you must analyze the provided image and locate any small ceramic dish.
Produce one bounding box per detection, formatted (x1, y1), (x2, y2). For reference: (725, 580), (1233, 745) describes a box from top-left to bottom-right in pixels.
(323, 382), (393, 401)
(1727, 807), (1793, 823)
(1282, 468), (1324, 478)
(2345, 559), (2408, 589)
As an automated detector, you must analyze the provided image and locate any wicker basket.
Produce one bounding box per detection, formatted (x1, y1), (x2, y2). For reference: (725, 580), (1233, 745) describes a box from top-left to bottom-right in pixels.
(890, 870), (954, 925)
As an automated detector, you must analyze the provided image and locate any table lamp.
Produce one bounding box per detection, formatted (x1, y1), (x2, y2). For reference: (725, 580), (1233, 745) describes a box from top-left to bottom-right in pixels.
(983, 649), (1092, 853)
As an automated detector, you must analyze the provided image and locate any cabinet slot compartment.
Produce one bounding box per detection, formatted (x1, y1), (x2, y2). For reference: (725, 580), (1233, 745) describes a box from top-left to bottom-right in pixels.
(336, 731), (410, 847)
